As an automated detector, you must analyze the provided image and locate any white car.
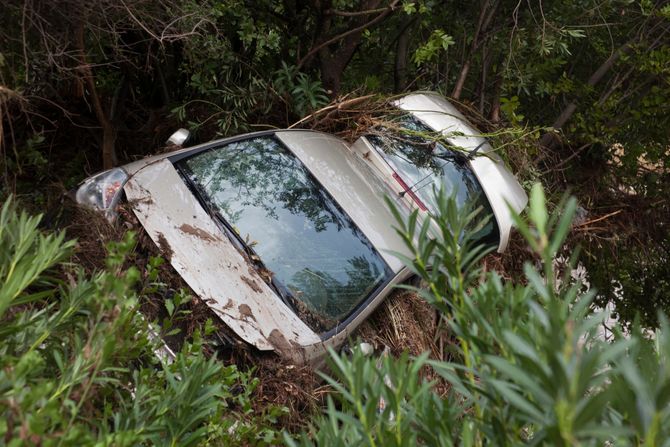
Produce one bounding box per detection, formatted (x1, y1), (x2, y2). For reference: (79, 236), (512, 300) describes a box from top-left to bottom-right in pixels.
(74, 94), (526, 365)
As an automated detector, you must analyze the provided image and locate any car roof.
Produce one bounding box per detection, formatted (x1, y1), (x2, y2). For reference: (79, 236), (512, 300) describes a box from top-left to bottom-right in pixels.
(275, 130), (411, 273)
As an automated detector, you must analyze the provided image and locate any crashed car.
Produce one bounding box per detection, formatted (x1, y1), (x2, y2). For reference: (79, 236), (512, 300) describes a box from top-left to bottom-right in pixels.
(74, 94), (526, 365)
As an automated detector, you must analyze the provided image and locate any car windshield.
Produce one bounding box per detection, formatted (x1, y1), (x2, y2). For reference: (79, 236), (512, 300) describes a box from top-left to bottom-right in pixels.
(176, 135), (392, 333)
(367, 116), (499, 247)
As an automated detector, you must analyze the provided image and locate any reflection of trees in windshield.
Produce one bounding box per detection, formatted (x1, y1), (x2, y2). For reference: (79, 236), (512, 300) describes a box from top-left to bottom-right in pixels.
(184, 138), (344, 232)
(368, 131), (479, 209)
(368, 117), (500, 248)
(370, 133), (438, 172)
(369, 115), (458, 170)
(288, 255), (381, 330)
(178, 135), (391, 333)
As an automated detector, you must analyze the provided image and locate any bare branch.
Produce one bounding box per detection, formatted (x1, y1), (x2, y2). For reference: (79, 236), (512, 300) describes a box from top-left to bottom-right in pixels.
(325, 7), (389, 17)
(297, 0), (400, 69)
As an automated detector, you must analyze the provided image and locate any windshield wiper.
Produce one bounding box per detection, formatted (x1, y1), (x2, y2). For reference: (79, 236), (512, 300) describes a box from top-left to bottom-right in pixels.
(467, 140), (487, 159)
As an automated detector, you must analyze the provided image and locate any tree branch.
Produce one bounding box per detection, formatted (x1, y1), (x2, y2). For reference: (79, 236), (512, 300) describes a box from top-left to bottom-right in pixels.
(75, 22), (117, 168)
(452, 0), (499, 99)
(325, 7), (388, 17)
(297, 0), (400, 69)
(539, 41), (634, 148)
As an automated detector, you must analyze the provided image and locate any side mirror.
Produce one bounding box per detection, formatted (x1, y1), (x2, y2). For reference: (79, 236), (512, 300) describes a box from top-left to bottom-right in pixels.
(166, 128), (191, 147)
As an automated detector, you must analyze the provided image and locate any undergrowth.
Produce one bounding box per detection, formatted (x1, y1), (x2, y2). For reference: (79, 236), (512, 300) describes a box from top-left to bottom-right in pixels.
(292, 185), (670, 446)
(0, 198), (284, 446)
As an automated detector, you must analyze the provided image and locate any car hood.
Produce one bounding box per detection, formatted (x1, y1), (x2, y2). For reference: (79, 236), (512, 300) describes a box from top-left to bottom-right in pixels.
(393, 93), (528, 251)
(124, 158), (322, 361)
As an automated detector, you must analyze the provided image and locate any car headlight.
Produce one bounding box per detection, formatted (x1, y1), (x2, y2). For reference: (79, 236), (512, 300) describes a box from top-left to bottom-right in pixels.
(75, 168), (129, 216)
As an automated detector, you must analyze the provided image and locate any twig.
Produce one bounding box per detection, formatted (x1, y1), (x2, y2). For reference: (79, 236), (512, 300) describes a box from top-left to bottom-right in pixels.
(574, 209), (623, 228)
(288, 94), (375, 128)
(540, 143), (590, 174)
(326, 7), (389, 17)
(120, 0), (161, 44)
(22, 0), (30, 83)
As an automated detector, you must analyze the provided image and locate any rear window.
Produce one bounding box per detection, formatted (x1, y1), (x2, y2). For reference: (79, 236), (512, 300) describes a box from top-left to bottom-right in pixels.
(176, 136), (392, 333)
(367, 116), (499, 248)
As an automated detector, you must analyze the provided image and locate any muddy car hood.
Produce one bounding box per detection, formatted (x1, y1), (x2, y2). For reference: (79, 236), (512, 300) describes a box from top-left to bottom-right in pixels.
(124, 158), (322, 360)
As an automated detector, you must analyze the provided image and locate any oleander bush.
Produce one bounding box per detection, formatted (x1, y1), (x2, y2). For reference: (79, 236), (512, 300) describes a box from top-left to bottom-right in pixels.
(0, 198), (283, 446)
(4, 185), (670, 446)
(293, 185), (670, 446)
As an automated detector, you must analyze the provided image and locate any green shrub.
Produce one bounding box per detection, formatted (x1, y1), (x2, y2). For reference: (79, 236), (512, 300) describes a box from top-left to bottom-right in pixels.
(0, 198), (282, 446)
(291, 185), (670, 446)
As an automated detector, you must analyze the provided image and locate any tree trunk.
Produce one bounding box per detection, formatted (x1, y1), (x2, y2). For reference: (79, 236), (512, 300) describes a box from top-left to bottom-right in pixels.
(100, 122), (118, 170)
(75, 23), (117, 168)
(477, 45), (491, 113)
(489, 74), (503, 123)
(540, 42), (633, 148)
(451, 60), (471, 100)
(319, 50), (347, 95)
(300, 0), (399, 96)
(452, 0), (498, 99)
(394, 17), (415, 92)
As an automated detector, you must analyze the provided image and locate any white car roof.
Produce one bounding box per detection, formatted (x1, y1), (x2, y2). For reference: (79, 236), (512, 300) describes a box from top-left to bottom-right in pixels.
(276, 130), (410, 273)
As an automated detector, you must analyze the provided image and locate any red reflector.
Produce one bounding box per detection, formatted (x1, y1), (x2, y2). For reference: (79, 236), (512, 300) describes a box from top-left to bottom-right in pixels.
(392, 173), (427, 211)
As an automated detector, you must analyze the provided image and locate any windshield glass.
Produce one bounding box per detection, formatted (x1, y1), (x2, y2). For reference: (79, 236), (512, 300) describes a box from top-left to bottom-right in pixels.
(367, 116), (499, 247)
(176, 135), (392, 333)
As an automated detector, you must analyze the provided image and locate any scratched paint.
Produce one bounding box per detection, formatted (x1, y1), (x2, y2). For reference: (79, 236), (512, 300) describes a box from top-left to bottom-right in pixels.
(124, 158), (320, 359)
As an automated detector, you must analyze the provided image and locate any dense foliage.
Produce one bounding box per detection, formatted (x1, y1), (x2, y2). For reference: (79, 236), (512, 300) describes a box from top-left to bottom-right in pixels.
(1, 0), (668, 324)
(292, 185), (670, 446)
(0, 199), (284, 446)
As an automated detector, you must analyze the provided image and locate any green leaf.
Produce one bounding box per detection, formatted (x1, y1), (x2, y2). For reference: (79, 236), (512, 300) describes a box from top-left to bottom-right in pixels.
(488, 379), (545, 422)
(165, 298), (175, 316)
(529, 183), (548, 235)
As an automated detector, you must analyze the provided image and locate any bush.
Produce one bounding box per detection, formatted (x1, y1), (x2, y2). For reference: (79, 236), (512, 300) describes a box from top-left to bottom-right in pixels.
(291, 185), (670, 446)
(0, 198), (282, 446)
